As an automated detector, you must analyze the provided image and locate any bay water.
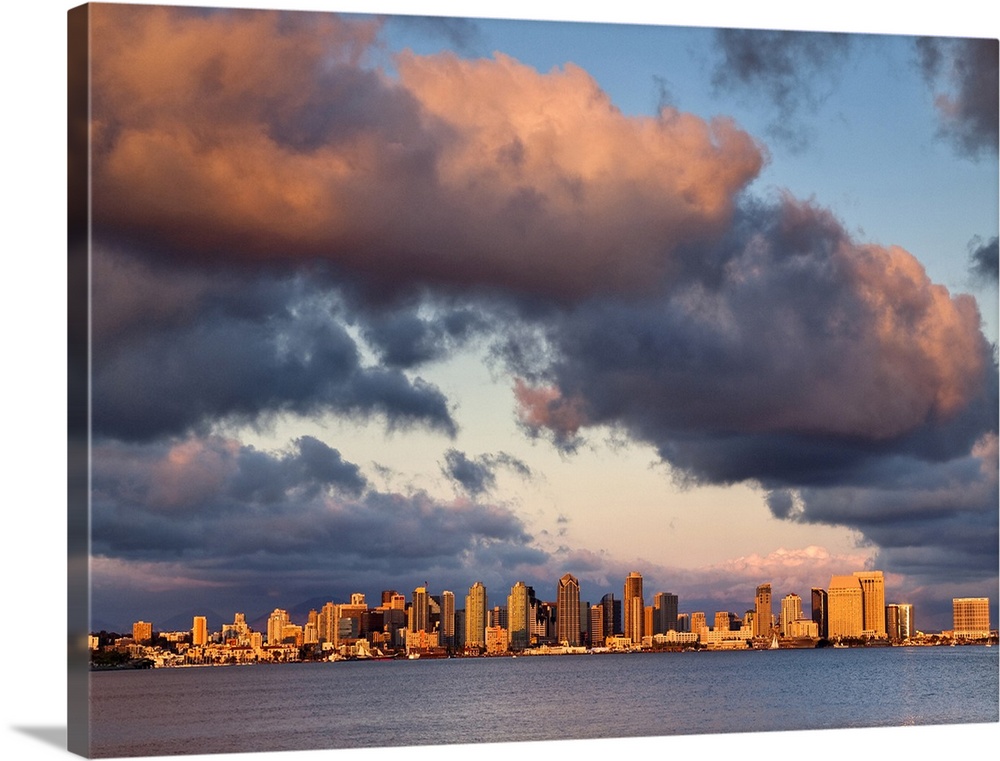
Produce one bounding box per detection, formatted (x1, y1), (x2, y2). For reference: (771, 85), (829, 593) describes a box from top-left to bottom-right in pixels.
(89, 647), (998, 758)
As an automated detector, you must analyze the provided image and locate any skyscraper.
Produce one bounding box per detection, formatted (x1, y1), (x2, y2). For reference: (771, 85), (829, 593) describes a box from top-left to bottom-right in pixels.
(780, 594), (802, 637)
(754, 583), (772, 638)
(590, 604), (605, 646)
(953, 597), (991, 640)
(557, 573), (581, 646)
(465, 581), (487, 650)
(410, 586), (430, 633)
(827, 576), (864, 639)
(624, 572), (644, 643)
(508, 581), (530, 651)
(192, 615), (208, 647)
(886, 603), (914, 642)
(653, 592), (679, 634)
(441, 590), (455, 649)
(853, 571), (886, 637)
(810, 588), (828, 640)
(266, 609), (289, 645)
(601, 593), (621, 637)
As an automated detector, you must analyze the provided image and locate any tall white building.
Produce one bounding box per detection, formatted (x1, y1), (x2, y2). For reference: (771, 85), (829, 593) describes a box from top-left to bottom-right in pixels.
(780, 594), (803, 637)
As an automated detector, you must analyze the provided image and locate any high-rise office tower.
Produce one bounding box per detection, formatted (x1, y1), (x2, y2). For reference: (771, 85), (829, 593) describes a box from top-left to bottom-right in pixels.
(896, 603), (914, 641)
(624, 572), (644, 643)
(653, 592), (679, 634)
(590, 604), (605, 646)
(780, 594), (803, 637)
(953, 597), (991, 639)
(754, 583), (772, 637)
(508, 581), (530, 651)
(810, 588), (828, 640)
(601, 593), (621, 637)
(557, 573), (581, 646)
(410, 586), (430, 633)
(690, 611), (707, 636)
(192, 615), (208, 647)
(853, 571), (886, 636)
(465, 581), (487, 649)
(827, 576), (864, 639)
(441, 590), (455, 648)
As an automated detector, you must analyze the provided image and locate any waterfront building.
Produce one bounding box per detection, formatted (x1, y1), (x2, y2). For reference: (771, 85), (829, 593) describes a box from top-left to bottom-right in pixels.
(624, 572), (644, 644)
(953, 597), (991, 640)
(754, 583), (772, 637)
(192, 615), (208, 647)
(132, 620), (152, 644)
(489, 605), (508, 629)
(485, 626), (509, 655)
(653, 592), (679, 634)
(580, 601), (591, 646)
(677, 613), (690, 633)
(886, 603), (914, 642)
(781, 594), (803, 637)
(853, 571), (887, 637)
(810, 588), (828, 639)
(508, 581), (530, 651)
(557, 573), (582, 646)
(441, 591), (455, 648)
(465, 581), (488, 650)
(827, 576), (864, 639)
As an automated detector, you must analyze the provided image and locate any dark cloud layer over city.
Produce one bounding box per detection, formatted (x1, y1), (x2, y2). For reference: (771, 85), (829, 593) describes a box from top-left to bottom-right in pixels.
(84, 5), (997, 630)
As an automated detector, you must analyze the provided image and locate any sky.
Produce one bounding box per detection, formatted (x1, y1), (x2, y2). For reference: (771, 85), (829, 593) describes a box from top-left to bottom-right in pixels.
(72, 0), (999, 637)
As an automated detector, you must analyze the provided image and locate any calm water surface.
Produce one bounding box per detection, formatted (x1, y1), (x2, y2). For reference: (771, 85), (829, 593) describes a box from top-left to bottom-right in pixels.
(89, 647), (998, 757)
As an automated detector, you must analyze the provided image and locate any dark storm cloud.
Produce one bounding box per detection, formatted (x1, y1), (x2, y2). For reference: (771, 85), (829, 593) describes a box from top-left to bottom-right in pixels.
(508, 194), (997, 579)
(91, 249), (457, 442)
(360, 304), (488, 368)
(442, 449), (533, 496)
(968, 235), (999, 281)
(768, 433), (998, 585)
(91, 435), (541, 592)
(916, 37), (999, 159)
(711, 29), (851, 151)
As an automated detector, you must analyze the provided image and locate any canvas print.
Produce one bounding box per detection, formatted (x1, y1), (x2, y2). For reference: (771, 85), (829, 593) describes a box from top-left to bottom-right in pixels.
(68, 2), (999, 758)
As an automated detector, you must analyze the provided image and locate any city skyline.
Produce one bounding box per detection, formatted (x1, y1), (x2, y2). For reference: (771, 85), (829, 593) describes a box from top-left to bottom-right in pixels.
(76, 0), (998, 642)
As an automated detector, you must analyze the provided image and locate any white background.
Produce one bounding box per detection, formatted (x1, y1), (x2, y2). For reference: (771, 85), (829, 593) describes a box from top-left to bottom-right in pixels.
(2, 1), (997, 760)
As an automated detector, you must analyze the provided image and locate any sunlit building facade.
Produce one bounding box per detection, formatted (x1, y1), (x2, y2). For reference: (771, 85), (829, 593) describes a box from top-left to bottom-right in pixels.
(508, 582), (530, 651)
(624, 572), (644, 644)
(557, 573), (581, 646)
(192, 615), (208, 647)
(853, 571), (886, 637)
(886, 603), (914, 642)
(953, 597), (991, 640)
(780, 594), (803, 637)
(754, 583), (772, 637)
(132, 620), (152, 644)
(465, 581), (487, 650)
(827, 576), (864, 639)
(440, 590), (455, 648)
